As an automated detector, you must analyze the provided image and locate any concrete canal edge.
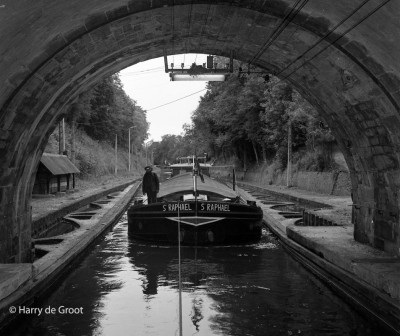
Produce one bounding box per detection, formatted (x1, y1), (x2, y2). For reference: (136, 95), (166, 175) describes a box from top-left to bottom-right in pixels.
(32, 180), (140, 237)
(0, 181), (141, 331)
(236, 182), (400, 335)
(1, 179), (399, 333)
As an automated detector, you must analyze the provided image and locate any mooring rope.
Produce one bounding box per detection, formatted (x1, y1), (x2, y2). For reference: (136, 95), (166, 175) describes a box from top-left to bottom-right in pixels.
(177, 200), (183, 336)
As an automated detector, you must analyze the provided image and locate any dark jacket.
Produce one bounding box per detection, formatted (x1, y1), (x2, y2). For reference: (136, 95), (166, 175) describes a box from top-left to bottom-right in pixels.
(142, 171), (159, 193)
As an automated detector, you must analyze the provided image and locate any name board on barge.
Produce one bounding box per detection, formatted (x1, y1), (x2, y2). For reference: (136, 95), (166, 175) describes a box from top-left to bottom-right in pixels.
(162, 203), (230, 212)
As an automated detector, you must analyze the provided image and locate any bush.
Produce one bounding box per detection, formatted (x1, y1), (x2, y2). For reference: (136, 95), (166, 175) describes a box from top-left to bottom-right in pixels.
(294, 150), (328, 172)
(275, 146), (288, 171)
(44, 124), (131, 178)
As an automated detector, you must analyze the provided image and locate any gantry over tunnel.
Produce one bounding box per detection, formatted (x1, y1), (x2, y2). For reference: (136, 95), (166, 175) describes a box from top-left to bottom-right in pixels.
(0, 0), (399, 263)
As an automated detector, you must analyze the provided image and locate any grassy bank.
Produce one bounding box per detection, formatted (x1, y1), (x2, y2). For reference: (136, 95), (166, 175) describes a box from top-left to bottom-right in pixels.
(45, 124), (149, 181)
(211, 147), (350, 196)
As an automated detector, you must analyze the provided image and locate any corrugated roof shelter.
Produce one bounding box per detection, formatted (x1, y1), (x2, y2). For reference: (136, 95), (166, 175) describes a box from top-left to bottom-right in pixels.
(33, 153), (80, 195)
(40, 153), (80, 175)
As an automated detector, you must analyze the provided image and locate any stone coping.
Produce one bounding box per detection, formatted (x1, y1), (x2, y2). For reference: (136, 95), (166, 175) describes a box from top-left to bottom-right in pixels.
(237, 181), (353, 227)
(0, 182), (140, 330)
(237, 181), (335, 209)
(32, 180), (139, 238)
(237, 184), (400, 333)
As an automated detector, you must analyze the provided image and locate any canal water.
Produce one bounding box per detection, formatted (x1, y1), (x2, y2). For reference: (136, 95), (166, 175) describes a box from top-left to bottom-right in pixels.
(8, 214), (382, 336)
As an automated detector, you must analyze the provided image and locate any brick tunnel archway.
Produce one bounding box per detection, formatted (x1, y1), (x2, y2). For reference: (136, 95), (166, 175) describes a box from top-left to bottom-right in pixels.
(1, 1), (400, 262)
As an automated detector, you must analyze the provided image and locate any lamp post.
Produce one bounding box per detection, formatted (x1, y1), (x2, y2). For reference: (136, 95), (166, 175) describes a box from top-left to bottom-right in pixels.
(115, 134), (118, 175)
(144, 140), (152, 166)
(287, 119), (292, 187)
(59, 118), (66, 154)
(128, 126), (135, 172)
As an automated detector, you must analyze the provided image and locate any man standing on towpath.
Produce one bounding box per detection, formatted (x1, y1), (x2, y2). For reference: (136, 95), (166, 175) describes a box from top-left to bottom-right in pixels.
(142, 166), (159, 204)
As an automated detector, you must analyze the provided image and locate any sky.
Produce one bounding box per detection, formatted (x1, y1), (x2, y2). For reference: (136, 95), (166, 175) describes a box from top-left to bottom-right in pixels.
(119, 54), (209, 142)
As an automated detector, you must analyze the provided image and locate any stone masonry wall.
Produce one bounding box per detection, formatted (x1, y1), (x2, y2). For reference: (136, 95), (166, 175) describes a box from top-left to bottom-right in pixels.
(243, 168), (351, 196)
(1, 0), (400, 260)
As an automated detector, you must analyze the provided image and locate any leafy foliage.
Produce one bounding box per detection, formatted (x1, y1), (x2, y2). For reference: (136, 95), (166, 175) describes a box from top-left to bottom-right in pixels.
(68, 73), (149, 151)
(45, 123), (133, 177)
(184, 73), (334, 170)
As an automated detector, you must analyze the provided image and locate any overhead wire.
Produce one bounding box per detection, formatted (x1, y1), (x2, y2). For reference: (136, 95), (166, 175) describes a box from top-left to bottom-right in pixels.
(276, 0), (372, 78)
(147, 88), (207, 111)
(245, 0), (393, 135)
(86, 3), (393, 124)
(72, 86), (208, 124)
(87, 2), (391, 124)
(241, 0), (391, 90)
(275, 0), (392, 84)
(248, 0), (310, 67)
(120, 67), (165, 76)
(159, 1), (391, 115)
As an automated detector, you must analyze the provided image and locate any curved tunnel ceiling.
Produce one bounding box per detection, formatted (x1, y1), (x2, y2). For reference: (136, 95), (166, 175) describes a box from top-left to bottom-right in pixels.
(1, 0), (400, 261)
(1, 1), (399, 166)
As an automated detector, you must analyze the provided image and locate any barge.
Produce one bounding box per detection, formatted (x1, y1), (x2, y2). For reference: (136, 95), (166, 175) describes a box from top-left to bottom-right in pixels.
(127, 157), (263, 245)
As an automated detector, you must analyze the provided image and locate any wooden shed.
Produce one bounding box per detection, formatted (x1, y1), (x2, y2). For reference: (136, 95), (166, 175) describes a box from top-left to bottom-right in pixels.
(33, 153), (80, 194)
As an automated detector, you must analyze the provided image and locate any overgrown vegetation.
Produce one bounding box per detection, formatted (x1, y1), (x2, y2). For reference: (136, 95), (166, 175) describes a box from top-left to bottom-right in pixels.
(46, 69), (339, 181)
(46, 74), (149, 178)
(66, 74), (148, 148)
(152, 72), (336, 173)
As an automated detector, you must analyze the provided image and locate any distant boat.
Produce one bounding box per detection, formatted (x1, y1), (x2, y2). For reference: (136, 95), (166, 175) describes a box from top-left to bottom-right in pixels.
(127, 156), (263, 245)
(168, 155), (212, 178)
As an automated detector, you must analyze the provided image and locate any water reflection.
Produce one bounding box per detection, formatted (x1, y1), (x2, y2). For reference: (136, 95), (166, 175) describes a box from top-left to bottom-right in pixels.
(7, 217), (383, 336)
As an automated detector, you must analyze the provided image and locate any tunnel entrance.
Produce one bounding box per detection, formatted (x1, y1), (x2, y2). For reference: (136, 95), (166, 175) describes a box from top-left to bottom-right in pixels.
(1, 1), (399, 262)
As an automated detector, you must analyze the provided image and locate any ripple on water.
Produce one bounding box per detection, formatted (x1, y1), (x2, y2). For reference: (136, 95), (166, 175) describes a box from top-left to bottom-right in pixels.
(5, 213), (385, 336)
(253, 242), (278, 249)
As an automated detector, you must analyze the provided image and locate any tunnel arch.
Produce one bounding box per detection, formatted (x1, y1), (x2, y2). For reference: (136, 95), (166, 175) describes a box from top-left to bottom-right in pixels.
(1, 1), (400, 262)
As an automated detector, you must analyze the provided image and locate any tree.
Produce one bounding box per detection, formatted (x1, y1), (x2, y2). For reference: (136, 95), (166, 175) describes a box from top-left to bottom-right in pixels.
(237, 75), (268, 164)
(162, 70), (336, 171)
(67, 73), (149, 153)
